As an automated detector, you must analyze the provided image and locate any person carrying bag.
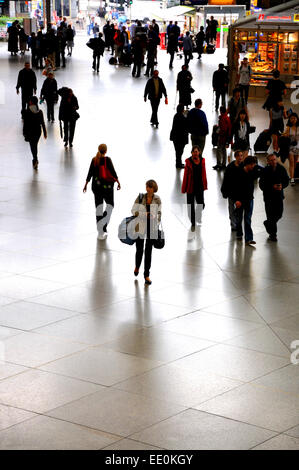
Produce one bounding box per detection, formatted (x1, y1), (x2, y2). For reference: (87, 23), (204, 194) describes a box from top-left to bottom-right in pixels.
(131, 180), (162, 285)
(83, 144), (121, 239)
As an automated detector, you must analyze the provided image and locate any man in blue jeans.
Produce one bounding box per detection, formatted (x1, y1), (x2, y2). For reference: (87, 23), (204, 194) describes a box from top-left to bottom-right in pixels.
(230, 156), (261, 246)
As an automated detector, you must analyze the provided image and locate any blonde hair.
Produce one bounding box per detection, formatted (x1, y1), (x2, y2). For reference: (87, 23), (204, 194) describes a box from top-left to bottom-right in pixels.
(95, 143), (107, 159)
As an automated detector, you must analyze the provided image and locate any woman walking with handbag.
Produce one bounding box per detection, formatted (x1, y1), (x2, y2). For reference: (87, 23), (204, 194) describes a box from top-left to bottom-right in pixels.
(83, 144), (121, 239)
(182, 145), (207, 231)
(132, 180), (162, 285)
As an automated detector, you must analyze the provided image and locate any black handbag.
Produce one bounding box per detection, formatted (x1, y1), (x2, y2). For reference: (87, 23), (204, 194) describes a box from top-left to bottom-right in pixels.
(153, 225), (165, 250)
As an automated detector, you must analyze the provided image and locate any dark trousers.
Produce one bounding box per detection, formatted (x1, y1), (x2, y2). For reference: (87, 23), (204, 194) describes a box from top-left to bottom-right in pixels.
(63, 120), (76, 144)
(93, 54), (101, 71)
(56, 50), (65, 67)
(187, 193), (203, 226)
(132, 61), (141, 77)
(37, 51), (44, 68)
(21, 92), (31, 117)
(146, 55), (155, 76)
(264, 197), (283, 237)
(169, 50), (175, 68)
(239, 84), (249, 104)
(215, 89), (226, 110)
(150, 98), (160, 125)
(31, 49), (38, 68)
(235, 199), (254, 242)
(135, 238), (154, 277)
(173, 141), (185, 167)
(184, 50), (192, 66)
(93, 186), (114, 233)
(46, 98), (54, 121)
(228, 198), (237, 230)
(29, 137), (40, 164)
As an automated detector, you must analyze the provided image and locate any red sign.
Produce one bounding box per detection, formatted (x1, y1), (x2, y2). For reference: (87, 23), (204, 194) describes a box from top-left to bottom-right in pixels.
(258, 14), (292, 22)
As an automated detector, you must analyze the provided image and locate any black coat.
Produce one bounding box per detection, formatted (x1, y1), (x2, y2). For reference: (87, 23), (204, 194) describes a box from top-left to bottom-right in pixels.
(221, 162), (244, 199)
(23, 108), (46, 141)
(259, 164), (289, 200)
(58, 88), (79, 121)
(144, 77), (167, 101)
(212, 69), (229, 91)
(93, 37), (105, 56)
(177, 70), (193, 106)
(16, 68), (37, 94)
(170, 112), (188, 145)
(41, 77), (58, 100)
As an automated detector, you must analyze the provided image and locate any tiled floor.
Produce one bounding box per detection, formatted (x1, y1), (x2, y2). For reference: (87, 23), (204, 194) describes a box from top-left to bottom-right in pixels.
(0, 32), (298, 450)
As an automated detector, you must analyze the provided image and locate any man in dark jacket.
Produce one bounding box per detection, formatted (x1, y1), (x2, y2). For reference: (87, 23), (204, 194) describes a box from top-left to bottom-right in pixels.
(170, 104), (188, 169)
(187, 98), (209, 152)
(131, 36), (143, 78)
(229, 156), (261, 245)
(259, 153), (289, 241)
(16, 62), (37, 118)
(212, 63), (229, 111)
(144, 70), (168, 128)
(221, 150), (244, 230)
(92, 33), (105, 72)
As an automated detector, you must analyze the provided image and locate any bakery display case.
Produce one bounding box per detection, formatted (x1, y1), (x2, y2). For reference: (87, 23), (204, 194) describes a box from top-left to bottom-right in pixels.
(228, 19), (299, 97)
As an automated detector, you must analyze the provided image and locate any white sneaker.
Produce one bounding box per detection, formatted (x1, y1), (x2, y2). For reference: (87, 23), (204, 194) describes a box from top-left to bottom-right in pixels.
(290, 178), (295, 186)
(97, 233), (107, 240)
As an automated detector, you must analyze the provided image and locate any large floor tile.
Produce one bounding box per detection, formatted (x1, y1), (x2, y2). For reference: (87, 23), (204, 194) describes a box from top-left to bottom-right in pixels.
(34, 315), (142, 346)
(114, 363), (242, 407)
(252, 434), (299, 450)
(0, 415), (120, 450)
(0, 369), (103, 413)
(0, 251), (58, 275)
(0, 363), (28, 381)
(253, 365), (299, 395)
(148, 284), (234, 310)
(0, 275), (67, 301)
(29, 285), (129, 313)
(285, 425), (299, 438)
(225, 327), (291, 358)
(200, 296), (265, 323)
(175, 344), (289, 382)
(158, 311), (262, 343)
(197, 383), (299, 432)
(270, 314), (299, 331)
(48, 388), (185, 437)
(245, 283), (299, 323)
(0, 301), (79, 331)
(0, 404), (37, 431)
(39, 347), (161, 386)
(103, 439), (163, 450)
(131, 409), (276, 450)
(3, 331), (87, 367)
(90, 298), (193, 327)
(103, 328), (214, 362)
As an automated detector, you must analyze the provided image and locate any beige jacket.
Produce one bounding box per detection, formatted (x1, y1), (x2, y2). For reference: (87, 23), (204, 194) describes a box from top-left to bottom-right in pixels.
(131, 193), (162, 236)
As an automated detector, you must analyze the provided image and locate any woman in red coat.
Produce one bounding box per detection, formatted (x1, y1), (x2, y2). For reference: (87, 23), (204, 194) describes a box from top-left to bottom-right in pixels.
(182, 145), (207, 230)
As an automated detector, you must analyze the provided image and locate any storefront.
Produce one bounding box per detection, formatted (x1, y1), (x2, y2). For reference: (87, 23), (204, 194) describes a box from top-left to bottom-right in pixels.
(228, 5), (299, 96)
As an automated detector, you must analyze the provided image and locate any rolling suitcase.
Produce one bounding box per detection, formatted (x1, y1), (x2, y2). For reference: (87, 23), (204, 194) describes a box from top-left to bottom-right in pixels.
(109, 57), (117, 65)
(254, 130), (272, 153)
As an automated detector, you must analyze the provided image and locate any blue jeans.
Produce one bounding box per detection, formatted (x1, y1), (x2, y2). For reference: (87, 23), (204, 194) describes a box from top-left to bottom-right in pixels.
(235, 199), (254, 242)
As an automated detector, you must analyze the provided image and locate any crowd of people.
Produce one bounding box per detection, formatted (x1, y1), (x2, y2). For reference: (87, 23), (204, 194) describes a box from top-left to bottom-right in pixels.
(10, 16), (298, 284)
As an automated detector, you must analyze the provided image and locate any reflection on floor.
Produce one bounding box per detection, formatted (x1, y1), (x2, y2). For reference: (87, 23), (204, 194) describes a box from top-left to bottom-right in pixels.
(0, 34), (298, 450)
